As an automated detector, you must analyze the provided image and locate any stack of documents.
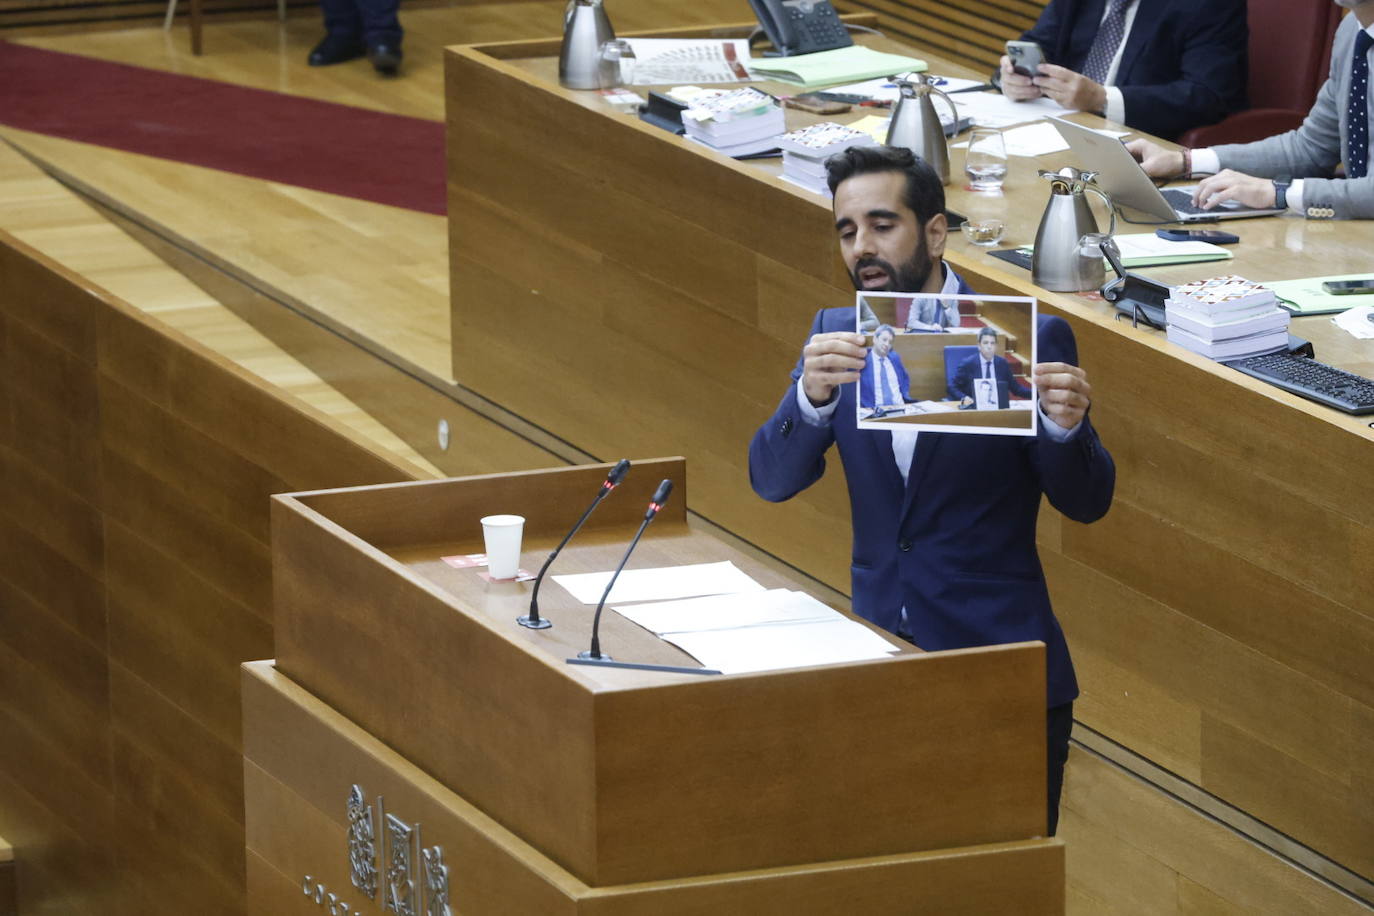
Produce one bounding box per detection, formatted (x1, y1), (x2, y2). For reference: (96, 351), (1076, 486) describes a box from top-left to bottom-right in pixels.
(777, 121), (878, 194)
(1165, 275), (1289, 360)
(747, 46), (927, 88)
(680, 87), (786, 157)
(613, 589), (901, 675)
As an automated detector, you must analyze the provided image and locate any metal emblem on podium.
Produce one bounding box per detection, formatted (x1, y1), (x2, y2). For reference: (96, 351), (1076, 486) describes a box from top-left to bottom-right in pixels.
(347, 784), (379, 899)
(422, 845), (451, 916)
(383, 811), (419, 916)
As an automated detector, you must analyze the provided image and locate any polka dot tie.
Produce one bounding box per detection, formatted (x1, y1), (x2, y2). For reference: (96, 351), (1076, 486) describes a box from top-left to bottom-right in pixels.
(1348, 30), (1373, 180)
(1082, 0), (1132, 85)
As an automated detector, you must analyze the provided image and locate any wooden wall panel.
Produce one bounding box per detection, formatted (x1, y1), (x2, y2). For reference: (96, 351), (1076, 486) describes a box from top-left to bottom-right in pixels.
(0, 227), (433, 913)
(1061, 747), (1371, 915)
(838, 0), (1048, 70)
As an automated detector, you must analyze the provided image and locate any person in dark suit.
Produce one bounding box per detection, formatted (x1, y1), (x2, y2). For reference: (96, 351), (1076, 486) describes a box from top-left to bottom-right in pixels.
(859, 325), (912, 410)
(950, 327), (1033, 405)
(998, 0), (1248, 140)
(748, 146), (1114, 835)
(308, 0), (403, 75)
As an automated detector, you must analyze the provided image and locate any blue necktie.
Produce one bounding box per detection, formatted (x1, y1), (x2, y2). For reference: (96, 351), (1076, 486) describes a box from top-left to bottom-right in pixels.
(1348, 30), (1373, 180)
(1082, 0), (1132, 85)
(879, 357), (895, 406)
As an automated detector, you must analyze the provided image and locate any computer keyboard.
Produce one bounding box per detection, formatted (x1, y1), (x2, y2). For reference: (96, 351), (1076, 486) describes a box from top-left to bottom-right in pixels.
(1162, 188), (1210, 216)
(1225, 351), (1374, 414)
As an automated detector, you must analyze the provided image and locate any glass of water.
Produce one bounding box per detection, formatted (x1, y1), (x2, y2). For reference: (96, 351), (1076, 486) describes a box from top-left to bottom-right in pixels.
(597, 39), (636, 89)
(965, 128), (1008, 191)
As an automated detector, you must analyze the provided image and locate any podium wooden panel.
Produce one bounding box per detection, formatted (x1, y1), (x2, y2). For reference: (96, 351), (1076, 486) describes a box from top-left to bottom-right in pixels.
(243, 660), (1065, 914)
(265, 459), (1062, 907)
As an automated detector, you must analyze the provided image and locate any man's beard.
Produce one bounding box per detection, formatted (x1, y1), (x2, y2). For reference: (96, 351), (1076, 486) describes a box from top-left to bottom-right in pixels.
(850, 239), (934, 293)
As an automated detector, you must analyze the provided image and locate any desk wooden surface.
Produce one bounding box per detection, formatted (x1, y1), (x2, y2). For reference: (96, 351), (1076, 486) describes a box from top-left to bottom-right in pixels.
(445, 20), (1374, 893)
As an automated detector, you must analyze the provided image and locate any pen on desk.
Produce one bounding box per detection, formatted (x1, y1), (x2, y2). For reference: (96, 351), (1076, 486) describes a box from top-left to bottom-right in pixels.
(948, 83), (996, 94)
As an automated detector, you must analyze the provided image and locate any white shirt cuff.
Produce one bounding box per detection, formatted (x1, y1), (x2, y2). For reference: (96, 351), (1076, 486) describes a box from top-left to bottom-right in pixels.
(796, 377), (839, 426)
(1037, 399), (1081, 441)
(1103, 86), (1125, 124)
(1287, 179), (1305, 213)
(1191, 148), (1221, 176)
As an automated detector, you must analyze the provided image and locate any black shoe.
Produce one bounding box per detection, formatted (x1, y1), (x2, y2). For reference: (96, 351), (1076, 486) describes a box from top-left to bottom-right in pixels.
(308, 34), (366, 67)
(368, 43), (402, 76)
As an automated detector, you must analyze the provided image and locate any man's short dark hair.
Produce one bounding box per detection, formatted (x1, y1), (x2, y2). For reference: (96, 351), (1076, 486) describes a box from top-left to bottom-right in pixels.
(875, 324), (895, 340)
(824, 146), (946, 225)
(978, 327), (998, 343)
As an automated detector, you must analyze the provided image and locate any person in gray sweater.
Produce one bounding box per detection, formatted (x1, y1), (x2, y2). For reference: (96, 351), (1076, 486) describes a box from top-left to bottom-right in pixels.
(1127, 2), (1374, 220)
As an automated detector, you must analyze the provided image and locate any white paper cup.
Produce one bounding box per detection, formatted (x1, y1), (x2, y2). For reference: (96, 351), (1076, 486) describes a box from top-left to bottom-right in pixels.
(480, 514), (525, 580)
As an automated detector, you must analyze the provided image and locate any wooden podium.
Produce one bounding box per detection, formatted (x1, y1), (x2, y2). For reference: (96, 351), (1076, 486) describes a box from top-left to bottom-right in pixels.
(244, 458), (1065, 913)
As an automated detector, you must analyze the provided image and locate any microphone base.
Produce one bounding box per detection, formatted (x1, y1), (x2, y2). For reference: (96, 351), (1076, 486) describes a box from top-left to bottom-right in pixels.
(516, 614), (553, 630)
(566, 657), (722, 676)
(576, 649), (612, 661)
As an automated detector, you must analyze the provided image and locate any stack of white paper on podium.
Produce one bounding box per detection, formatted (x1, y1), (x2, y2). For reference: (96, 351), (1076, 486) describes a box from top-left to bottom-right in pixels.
(1165, 275), (1289, 360)
(614, 589), (901, 674)
(777, 122), (878, 195)
(679, 87), (786, 158)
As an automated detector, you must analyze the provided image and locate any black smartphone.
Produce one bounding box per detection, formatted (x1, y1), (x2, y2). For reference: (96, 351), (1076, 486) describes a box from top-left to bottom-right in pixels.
(1005, 40), (1044, 77)
(1321, 279), (1374, 295)
(1154, 228), (1240, 244)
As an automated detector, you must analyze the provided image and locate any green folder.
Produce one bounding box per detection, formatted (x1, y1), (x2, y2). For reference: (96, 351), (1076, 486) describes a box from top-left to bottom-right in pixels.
(748, 47), (928, 89)
(1264, 274), (1374, 316)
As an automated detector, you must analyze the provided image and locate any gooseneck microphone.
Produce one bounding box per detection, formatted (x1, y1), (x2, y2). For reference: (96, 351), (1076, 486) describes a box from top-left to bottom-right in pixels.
(518, 459), (631, 630)
(579, 479), (673, 661)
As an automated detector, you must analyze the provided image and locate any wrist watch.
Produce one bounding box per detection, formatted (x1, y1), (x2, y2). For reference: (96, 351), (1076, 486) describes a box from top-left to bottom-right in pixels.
(1273, 178), (1291, 210)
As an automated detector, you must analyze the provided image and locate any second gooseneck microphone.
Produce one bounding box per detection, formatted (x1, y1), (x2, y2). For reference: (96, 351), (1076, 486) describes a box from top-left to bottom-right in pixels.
(580, 479), (673, 661)
(519, 459), (631, 630)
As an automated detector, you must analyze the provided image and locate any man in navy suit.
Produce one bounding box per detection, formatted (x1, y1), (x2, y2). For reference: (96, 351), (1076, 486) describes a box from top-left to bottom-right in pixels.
(950, 327), (1033, 405)
(998, 0), (1247, 140)
(748, 146), (1115, 835)
(859, 325), (912, 410)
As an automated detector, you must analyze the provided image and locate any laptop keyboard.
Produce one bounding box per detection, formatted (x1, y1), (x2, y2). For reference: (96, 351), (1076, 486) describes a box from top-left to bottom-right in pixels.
(1225, 352), (1374, 414)
(1162, 188), (1211, 215)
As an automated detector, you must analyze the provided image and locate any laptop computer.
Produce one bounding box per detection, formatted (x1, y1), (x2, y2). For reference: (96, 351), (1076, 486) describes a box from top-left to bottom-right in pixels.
(1049, 117), (1284, 222)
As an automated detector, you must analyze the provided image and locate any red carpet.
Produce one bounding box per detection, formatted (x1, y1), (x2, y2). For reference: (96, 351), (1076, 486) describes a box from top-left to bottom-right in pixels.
(0, 41), (446, 215)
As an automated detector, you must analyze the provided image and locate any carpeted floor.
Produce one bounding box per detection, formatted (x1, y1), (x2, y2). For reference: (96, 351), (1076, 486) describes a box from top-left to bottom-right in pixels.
(0, 40), (445, 214)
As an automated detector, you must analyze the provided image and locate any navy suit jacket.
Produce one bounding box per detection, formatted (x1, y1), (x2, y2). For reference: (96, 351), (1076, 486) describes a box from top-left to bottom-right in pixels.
(749, 309), (1115, 708)
(860, 350), (912, 409)
(950, 353), (1032, 401)
(1022, 0), (1247, 140)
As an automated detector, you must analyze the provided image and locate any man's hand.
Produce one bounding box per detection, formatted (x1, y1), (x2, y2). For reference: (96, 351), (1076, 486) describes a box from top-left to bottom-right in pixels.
(999, 55), (1043, 101)
(1124, 139), (1185, 179)
(1033, 362), (1092, 431)
(802, 332), (867, 406)
(1032, 64), (1106, 114)
(1191, 170), (1277, 210)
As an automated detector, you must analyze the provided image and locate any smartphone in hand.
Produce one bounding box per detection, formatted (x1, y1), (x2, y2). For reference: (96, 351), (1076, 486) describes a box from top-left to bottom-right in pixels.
(1005, 41), (1045, 77)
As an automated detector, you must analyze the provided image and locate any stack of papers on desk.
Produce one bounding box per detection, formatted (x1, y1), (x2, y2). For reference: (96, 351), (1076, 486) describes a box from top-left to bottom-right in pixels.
(748, 46), (927, 88)
(614, 589), (901, 674)
(678, 87), (785, 157)
(777, 121), (878, 194)
(1165, 275), (1289, 360)
(625, 38), (755, 84)
(942, 91), (1074, 129)
(552, 560), (764, 605)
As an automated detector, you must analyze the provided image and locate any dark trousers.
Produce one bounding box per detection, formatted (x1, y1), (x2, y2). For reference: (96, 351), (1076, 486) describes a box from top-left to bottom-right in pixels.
(1046, 701), (1073, 836)
(319, 0), (402, 47)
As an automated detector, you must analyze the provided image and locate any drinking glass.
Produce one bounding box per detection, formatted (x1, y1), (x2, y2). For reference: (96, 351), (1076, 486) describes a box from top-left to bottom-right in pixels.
(597, 39), (636, 89)
(965, 128), (1008, 191)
